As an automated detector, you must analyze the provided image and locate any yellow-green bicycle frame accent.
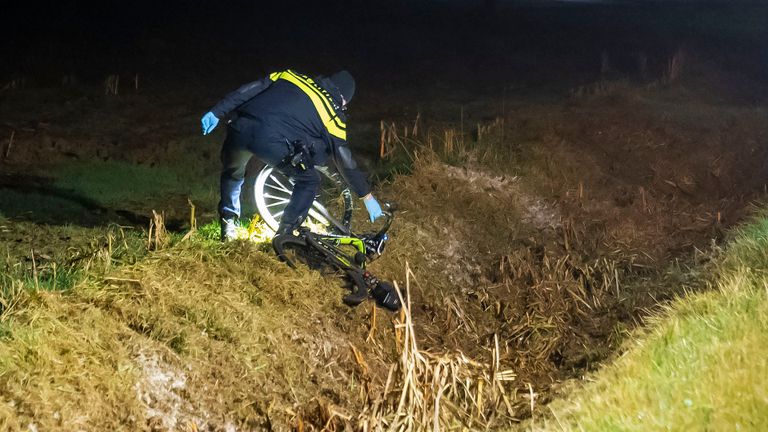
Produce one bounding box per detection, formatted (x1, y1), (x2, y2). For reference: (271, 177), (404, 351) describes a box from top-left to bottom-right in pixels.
(328, 236), (367, 268)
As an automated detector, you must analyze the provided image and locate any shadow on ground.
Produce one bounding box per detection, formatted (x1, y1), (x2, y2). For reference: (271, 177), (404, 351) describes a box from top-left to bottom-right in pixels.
(0, 173), (150, 227)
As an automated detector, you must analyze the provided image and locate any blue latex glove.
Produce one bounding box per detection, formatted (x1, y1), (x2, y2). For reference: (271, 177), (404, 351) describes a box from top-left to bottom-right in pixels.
(201, 112), (219, 135)
(363, 195), (384, 222)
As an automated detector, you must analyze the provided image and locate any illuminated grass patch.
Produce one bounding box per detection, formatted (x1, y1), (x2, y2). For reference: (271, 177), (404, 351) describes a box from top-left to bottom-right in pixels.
(52, 160), (217, 207)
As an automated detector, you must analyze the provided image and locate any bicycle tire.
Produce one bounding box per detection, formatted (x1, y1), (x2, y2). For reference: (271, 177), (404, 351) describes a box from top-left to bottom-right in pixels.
(272, 233), (370, 305)
(254, 165), (353, 234)
(272, 234), (327, 270)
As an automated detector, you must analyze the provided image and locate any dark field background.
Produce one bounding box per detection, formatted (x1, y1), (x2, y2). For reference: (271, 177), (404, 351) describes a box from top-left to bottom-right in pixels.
(2, 1), (766, 102)
(1, 1), (767, 430)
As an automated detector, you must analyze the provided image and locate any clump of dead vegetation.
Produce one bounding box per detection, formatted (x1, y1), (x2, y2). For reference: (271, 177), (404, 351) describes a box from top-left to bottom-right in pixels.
(358, 271), (516, 431)
(366, 95), (740, 424)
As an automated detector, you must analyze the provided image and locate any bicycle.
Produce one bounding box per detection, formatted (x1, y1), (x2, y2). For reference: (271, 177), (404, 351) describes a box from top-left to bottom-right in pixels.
(253, 164), (354, 235)
(253, 165), (402, 312)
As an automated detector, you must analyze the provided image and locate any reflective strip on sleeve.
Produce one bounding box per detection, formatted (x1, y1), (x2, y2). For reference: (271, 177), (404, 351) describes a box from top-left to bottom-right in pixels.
(271, 70), (347, 140)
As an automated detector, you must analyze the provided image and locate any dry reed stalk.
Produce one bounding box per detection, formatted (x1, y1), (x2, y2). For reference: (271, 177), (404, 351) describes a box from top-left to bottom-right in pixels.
(380, 120), (386, 159)
(61, 73), (76, 86)
(350, 343), (370, 377)
(412, 112), (421, 136)
(500, 103), (505, 145)
(103, 276), (141, 285)
(379, 121), (408, 160)
(134, 74), (140, 91)
(31, 248), (39, 290)
(2, 77), (26, 91)
(477, 123), (482, 145)
(362, 265), (516, 430)
(527, 383), (536, 425)
(104, 74), (120, 95)
(148, 210), (169, 250)
(390, 122), (401, 144)
(444, 129), (454, 155)
(188, 198), (197, 231)
(4, 130), (14, 159)
(665, 47), (686, 83)
(104, 232), (114, 271)
(367, 303), (378, 342)
(460, 106), (464, 148)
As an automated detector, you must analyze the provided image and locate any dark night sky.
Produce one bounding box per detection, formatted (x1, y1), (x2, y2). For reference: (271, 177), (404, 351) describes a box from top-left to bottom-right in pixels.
(1, 0), (766, 96)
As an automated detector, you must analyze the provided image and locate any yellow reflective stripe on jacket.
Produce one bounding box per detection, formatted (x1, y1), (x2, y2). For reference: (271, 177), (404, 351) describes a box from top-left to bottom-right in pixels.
(269, 70), (347, 140)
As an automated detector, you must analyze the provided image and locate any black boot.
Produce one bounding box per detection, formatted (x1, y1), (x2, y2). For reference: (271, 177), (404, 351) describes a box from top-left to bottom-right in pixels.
(274, 215), (304, 238)
(274, 222), (297, 238)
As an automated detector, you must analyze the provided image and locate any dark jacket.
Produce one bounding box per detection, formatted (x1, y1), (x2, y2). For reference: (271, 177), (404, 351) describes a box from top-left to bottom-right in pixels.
(211, 69), (370, 197)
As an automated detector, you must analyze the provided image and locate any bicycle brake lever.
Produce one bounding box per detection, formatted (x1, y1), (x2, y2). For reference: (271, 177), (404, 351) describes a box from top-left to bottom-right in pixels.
(342, 270), (369, 307)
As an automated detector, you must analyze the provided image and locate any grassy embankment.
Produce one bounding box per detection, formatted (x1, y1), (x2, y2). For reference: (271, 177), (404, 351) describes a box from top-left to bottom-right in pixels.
(0, 114), (532, 430)
(532, 211), (768, 431)
(0, 215), (386, 430)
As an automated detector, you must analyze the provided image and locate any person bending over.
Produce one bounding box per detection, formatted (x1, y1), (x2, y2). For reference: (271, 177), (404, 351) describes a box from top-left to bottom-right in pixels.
(201, 69), (383, 241)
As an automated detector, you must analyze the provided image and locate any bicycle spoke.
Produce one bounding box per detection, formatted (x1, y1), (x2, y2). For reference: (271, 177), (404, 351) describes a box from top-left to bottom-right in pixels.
(269, 175), (293, 192)
(266, 195), (290, 202)
(266, 200), (289, 208)
(264, 193), (291, 201)
(266, 182), (292, 194)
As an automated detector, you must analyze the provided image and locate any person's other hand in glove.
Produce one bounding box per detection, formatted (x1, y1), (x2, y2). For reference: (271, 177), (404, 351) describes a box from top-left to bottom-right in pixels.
(201, 112), (219, 135)
(363, 194), (384, 222)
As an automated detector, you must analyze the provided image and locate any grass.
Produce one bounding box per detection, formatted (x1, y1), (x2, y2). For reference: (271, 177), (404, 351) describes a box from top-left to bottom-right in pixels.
(52, 159), (218, 208)
(1, 222), (149, 315)
(196, 216), (274, 243)
(534, 211), (768, 431)
(0, 220), (389, 430)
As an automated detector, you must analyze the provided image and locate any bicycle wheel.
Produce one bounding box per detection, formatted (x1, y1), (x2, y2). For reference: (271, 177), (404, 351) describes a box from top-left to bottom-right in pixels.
(254, 165), (353, 233)
(272, 233), (369, 306)
(272, 234), (328, 270)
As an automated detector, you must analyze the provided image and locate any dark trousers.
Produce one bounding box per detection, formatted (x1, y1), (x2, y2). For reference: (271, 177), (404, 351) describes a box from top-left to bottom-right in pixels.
(218, 121), (320, 228)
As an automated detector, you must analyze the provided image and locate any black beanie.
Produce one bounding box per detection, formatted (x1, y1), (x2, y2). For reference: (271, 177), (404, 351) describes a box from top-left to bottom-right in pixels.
(329, 70), (355, 104)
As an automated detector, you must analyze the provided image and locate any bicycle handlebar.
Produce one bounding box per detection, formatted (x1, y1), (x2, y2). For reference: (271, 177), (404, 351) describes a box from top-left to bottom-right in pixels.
(368, 201), (397, 239)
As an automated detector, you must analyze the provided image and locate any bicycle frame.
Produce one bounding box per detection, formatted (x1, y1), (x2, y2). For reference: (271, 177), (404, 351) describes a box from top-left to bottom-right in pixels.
(272, 208), (397, 309)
